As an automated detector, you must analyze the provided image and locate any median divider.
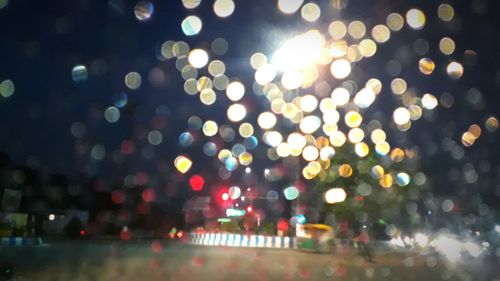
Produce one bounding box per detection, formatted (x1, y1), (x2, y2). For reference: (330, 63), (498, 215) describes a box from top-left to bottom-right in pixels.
(190, 233), (297, 249)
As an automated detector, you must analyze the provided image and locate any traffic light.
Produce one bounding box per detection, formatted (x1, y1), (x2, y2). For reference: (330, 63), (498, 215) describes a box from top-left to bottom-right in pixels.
(221, 192), (229, 201)
(246, 206), (253, 213)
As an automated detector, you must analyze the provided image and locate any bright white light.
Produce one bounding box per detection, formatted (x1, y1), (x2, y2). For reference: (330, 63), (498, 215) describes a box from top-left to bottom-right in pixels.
(331, 87), (350, 106)
(281, 71), (303, 89)
(288, 133), (306, 150)
(393, 107), (410, 125)
(330, 59), (351, 79)
(245, 167), (251, 173)
(415, 233), (429, 247)
(258, 112), (277, 129)
(353, 88), (376, 108)
(299, 115), (321, 134)
(320, 146), (335, 160)
(422, 93), (438, 110)
(48, 214), (55, 221)
(263, 131), (282, 147)
(272, 30), (324, 71)
(226, 81), (245, 101)
(255, 64), (277, 85)
(299, 95), (318, 112)
(324, 188), (347, 204)
(302, 146), (319, 161)
(227, 103), (247, 122)
(188, 49), (209, 68)
(495, 225), (500, 233)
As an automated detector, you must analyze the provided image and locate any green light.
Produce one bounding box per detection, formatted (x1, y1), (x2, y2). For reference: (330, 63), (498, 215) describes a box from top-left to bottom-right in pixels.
(226, 208), (246, 217)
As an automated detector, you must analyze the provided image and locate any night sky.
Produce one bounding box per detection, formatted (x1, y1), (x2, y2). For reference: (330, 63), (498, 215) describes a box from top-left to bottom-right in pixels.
(0, 0), (500, 212)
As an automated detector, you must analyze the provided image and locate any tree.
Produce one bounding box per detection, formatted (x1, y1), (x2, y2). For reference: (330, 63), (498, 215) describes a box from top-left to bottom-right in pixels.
(312, 143), (417, 237)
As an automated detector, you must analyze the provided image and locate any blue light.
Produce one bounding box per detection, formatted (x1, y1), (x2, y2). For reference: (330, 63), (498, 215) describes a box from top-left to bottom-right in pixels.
(225, 157), (238, 171)
(243, 136), (258, 150)
(112, 92), (128, 108)
(179, 132), (194, 147)
(296, 214), (306, 224)
(203, 142), (217, 157)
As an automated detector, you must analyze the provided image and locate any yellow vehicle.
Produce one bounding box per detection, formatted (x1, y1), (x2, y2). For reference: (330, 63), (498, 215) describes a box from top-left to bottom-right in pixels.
(296, 224), (334, 253)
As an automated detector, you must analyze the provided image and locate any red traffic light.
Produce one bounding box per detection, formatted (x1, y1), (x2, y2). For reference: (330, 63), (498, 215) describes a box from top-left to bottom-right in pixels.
(221, 192), (229, 201)
(246, 206), (253, 213)
(189, 175), (205, 191)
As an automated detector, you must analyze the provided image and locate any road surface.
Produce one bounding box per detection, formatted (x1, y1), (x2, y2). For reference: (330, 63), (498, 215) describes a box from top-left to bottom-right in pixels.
(1, 240), (497, 281)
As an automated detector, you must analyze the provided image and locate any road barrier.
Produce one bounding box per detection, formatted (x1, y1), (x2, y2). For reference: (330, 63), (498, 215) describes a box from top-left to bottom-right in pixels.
(190, 233), (297, 249)
(0, 237), (44, 246)
(190, 233), (397, 253)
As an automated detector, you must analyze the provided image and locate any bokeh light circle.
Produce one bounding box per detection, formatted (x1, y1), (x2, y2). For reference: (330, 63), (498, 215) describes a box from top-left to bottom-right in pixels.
(181, 15), (202, 36)
(213, 0), (235, 18)
(188, 49), (209, 68)
(203, 120), (218, 136)
(324, 188), (347, 204)
(330, 59), (351, 79)
(226, 81), (245, 101)
(227, 103), (247, 122)
(228, 186), (241, 199)
(284, 186), (299, 200)
(104, 106), (120, 123)
(134, 1), (154, 21)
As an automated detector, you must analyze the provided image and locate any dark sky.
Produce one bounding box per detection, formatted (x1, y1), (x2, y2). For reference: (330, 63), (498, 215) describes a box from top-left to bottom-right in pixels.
(0, 0), (499, 209)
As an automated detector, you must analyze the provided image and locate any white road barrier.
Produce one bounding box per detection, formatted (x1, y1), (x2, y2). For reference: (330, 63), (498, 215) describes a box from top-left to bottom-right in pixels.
(190, 233), (296, 249)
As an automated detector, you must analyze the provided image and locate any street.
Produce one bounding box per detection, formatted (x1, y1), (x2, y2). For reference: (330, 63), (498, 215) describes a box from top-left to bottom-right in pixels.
(1, 240), (496, 281)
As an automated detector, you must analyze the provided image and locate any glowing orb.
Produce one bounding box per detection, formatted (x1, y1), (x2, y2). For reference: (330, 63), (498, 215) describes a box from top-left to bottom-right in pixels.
(284, 186), (299, 200)
(188, 49), (209, 69)
(324, 188), (347, 204)
(226, 81), (245, 101)
(227, 103), (247, 122)
(330, 59), (351, 79)
(174, 156), (192, 174)
(228, 186), (241, 199)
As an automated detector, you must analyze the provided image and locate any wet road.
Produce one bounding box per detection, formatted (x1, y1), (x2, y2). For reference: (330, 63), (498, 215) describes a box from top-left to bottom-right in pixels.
(1, 240), (496, 281)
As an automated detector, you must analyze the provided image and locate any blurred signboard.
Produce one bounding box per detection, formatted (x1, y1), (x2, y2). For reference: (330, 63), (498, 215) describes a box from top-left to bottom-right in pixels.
(1, 189), (21, 212)
(226, 208), (246, 217)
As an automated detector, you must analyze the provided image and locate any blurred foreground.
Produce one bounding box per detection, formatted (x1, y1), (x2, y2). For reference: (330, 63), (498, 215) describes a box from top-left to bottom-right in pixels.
(1, 240), (498, 281)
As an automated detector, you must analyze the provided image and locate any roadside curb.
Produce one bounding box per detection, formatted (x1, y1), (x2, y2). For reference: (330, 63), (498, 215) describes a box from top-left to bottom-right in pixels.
(0, 237), (44, 246)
